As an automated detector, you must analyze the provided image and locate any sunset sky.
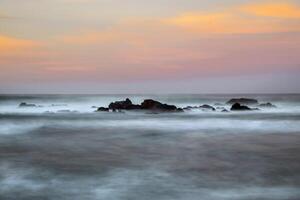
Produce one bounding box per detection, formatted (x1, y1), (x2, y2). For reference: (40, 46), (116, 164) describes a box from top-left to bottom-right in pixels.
(0, 0), (300, 93)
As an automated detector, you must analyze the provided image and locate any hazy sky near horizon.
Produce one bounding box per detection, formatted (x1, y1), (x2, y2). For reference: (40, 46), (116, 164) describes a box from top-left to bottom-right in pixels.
(0, 0), (300, 93)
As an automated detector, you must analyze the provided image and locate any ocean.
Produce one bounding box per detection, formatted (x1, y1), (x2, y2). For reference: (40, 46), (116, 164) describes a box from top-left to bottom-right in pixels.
(0, 94), (300, 200)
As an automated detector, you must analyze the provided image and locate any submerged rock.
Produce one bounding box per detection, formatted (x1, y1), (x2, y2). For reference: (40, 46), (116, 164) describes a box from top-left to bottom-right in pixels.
(259, 102), (276, 108)
(44, 111), (55, 114)
(19, 102), (37, 107)
(199, 104), (216, 111)
(183, 106), (198, 110)
(177, 108), (184, 112)
(230, 103), (252, 111)
(97, 107), (109, 112)
(51, 104), (67, 107)
(227, 98), (258, 105)
(222, 109), (229, 112)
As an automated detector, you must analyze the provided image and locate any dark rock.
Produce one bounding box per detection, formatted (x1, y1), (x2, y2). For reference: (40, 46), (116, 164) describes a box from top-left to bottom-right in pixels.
(226, 98), (258, 105)
(97, 107), (109, 112)
(230, 103), (252, 111)
(108, 98), (141, 110)
(127, 104), (143, 110)
(141, 99), (178, 111)
(222, 109), (229, 112)
(259, 102), (276, 108)
(105, 98), (182, 113)
(108, 98), (131, 109)
(199, 104), (216, 111)
(19, 102), (37, 107)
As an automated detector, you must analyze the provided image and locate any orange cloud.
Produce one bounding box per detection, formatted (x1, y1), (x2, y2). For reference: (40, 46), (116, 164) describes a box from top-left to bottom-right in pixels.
(0, 11), (9, 19)
(164, 12), (232, 33)
(0, 35), (38, 52)
(57, 1), (300, 46)
(163, 2), (300, 34)
(240, 2), (300, 18)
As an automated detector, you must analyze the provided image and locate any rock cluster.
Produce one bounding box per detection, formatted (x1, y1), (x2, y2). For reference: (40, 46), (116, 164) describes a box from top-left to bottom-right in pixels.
(97, 98), (182, 112)
(19, 97), (277, 114)
(108, 98), (141, 110)
(226, 98), (277, 111)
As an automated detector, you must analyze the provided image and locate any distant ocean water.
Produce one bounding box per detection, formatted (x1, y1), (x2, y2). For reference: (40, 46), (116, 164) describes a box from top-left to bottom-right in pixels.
(0, 94), (300, 200)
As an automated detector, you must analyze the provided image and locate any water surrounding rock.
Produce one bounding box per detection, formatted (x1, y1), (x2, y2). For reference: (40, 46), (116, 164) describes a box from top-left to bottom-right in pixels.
(51, 104), (67, 107)
(57, 110), (78, 113)
(214, 103), (224, 106)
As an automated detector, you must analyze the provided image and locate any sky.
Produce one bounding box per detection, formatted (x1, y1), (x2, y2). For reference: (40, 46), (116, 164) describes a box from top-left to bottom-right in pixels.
(0, 0), (300, 94)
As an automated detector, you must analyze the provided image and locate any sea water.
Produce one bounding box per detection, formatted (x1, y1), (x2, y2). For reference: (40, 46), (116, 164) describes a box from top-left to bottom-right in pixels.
(0, 94), (300, 200)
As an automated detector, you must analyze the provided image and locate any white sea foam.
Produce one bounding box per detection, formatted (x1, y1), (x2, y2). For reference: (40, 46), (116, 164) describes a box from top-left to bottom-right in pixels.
(0, 122), (43, 135)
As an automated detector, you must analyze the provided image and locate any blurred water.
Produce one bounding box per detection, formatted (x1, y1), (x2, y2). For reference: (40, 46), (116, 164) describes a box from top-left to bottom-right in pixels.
(0, 94), (300, 200)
